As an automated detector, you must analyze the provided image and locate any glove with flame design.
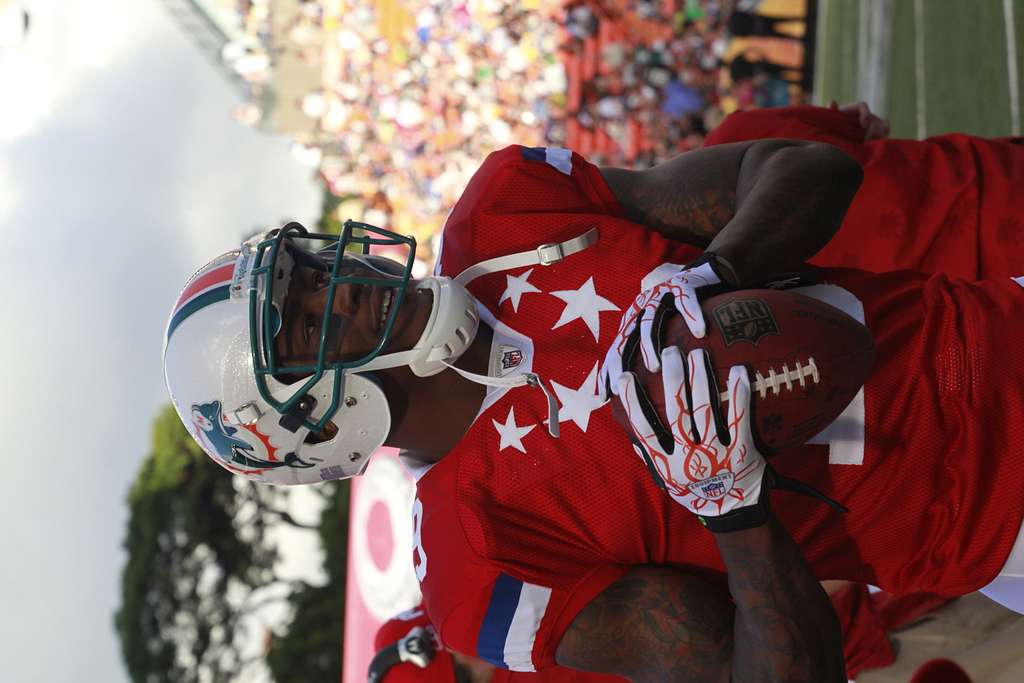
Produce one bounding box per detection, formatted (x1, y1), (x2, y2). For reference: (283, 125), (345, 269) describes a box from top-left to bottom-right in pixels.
(617, 345), (772, 533)
(599, 255), (723, 402)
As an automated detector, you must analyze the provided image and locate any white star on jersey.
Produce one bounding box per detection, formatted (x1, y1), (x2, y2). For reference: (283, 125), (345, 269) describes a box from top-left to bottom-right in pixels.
(550, 276), (620, 342)
(492, 406), (536, 454)
(549, 362), (607, 432)
(499, 268), (542, 313)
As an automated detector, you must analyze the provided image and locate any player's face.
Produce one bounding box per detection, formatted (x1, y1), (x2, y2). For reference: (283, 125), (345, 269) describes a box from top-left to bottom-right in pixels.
(274, 258), (432, 369)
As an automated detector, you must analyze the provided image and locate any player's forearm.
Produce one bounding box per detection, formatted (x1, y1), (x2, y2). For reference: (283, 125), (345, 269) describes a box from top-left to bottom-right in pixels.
(714, 514), (847, 683)
(708, 142), (862, 286)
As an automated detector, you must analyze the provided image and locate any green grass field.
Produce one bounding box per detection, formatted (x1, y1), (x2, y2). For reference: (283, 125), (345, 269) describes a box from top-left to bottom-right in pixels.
(815, 0), (1023, 138)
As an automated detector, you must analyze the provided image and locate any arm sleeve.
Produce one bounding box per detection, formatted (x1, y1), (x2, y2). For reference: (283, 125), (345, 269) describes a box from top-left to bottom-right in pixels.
(437, 564), (631, 672)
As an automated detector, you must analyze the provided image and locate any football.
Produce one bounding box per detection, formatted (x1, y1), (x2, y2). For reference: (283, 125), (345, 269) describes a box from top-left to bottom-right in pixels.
(610, 288), (875, 454)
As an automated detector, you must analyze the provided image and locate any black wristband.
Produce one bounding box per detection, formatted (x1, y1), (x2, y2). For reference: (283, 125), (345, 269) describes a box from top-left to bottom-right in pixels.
(696, 464), (849, 533)
(698, 497), (771, 533)
(697, 468), (774, 533)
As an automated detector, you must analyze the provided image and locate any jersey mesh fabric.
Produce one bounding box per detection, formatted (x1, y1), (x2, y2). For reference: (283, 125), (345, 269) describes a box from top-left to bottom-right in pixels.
(438, 146), (637, 278)
(439, 145), (700, 590)
(415, 145), (1024, 671)
(765, 268), (1024, 596)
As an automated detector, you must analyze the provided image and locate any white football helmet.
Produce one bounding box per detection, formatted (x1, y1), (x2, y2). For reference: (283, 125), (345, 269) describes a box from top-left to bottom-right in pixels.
(162, 221), (479, 485)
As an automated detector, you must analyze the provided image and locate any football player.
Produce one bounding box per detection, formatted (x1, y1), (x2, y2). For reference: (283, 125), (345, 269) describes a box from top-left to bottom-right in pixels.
(164, 140), (1024, 682)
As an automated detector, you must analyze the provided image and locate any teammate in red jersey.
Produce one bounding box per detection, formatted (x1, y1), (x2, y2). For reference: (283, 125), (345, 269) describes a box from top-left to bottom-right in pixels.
(164, 138), (1024, 682)
(703, 102), (1024, 279)
(369, 604), (625, 683)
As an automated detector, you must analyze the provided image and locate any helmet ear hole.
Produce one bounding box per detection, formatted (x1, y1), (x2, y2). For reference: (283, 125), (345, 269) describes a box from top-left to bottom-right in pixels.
(304, 419), (339, 445)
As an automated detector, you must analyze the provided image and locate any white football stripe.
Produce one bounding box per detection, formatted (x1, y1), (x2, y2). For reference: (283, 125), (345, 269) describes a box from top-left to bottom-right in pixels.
(794, 285), (867, 466)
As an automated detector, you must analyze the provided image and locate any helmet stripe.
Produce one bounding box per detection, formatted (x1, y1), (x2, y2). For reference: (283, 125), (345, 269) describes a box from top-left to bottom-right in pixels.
(165, 284), (231, 343)
(172, 262), (235, 316)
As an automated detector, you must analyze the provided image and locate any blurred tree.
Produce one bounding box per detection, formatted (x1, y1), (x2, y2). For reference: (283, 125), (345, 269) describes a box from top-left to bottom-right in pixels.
(266, 480), (350, 683)
(117, 407), (351, 682)
(264, 581), (344, 682)
(115, 406), (290, 683)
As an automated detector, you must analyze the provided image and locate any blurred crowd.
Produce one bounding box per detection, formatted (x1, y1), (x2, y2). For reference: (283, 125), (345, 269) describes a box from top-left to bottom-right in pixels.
(313, 0), (568, 270)
(217, 0), (811, 272)
(559, 0), (810, 167)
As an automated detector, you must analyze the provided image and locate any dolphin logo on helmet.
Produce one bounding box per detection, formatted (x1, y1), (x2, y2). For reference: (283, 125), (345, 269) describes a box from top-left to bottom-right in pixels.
(191, 400), (314, 473)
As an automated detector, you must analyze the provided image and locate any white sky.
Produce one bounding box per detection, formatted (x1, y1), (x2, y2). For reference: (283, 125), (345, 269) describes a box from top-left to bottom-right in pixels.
(0, 1), (323, 680)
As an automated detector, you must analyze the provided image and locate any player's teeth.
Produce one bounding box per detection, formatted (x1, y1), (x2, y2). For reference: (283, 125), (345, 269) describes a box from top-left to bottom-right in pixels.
(380, 290), (392, 328)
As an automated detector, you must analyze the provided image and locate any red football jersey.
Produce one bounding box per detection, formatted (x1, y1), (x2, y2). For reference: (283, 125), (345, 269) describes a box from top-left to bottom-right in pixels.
(703, 105), (1024, 279)
(412, 145), (1024, 672)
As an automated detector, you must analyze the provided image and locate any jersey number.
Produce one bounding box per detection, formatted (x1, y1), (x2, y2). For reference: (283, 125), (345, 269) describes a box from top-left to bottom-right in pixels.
(412, 497), (427, 582)
(794, 284), (867, 466)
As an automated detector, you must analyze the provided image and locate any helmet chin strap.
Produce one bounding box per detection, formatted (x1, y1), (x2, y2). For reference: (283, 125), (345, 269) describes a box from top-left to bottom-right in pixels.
(353, 275), (562, 436)
(442, 359), (561, 438)
(357, 276), (480, 377)
(339, 229), (601, 446)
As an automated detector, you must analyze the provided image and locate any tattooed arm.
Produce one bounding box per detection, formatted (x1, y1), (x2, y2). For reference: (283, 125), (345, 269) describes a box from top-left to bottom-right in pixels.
(555, 515), (846, 682)
(555, 565), (734, 682)
(599, 140), (862, 286)
(717, 516), (846, 682)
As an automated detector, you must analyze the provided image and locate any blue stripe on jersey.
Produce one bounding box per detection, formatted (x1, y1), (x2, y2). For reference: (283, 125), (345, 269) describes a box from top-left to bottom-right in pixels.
(476, 573), (523, 668)
(520, 146), (573, 175)
(520, 146), (546, 163)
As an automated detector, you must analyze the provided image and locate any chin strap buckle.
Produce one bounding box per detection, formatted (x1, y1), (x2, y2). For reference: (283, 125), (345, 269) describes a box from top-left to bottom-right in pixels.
(536, 242), (565, 265)
(453, 227), (599, 286)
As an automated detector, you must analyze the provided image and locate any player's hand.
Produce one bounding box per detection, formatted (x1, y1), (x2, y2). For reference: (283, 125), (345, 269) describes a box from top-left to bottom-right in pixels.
(617, 347), (770, 532)
(829, 100), (890, 141)
(599, 259), (721, 401)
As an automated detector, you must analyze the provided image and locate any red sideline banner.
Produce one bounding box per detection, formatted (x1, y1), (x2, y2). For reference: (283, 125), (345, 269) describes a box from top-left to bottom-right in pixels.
(342, 449), (422, 683)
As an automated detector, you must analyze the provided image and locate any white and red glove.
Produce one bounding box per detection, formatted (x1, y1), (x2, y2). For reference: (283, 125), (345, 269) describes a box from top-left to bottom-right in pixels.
(599, 255), (722, 401)
(617, 345), (772, 532)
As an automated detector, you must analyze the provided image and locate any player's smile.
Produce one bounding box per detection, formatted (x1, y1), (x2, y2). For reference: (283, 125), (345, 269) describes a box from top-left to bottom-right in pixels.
(372, 284), (394, 333)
